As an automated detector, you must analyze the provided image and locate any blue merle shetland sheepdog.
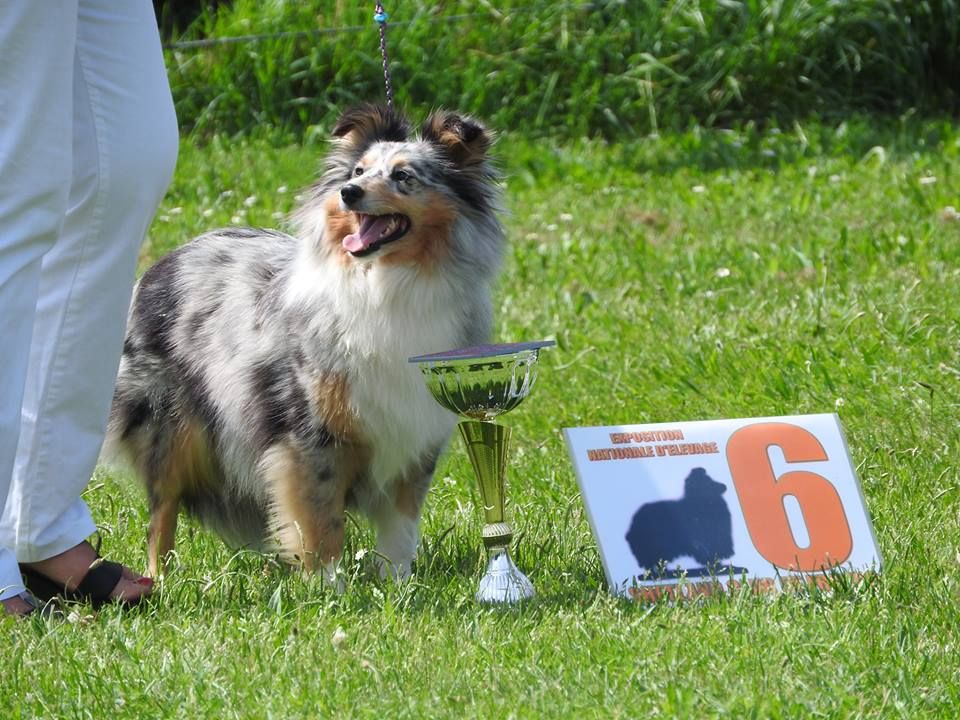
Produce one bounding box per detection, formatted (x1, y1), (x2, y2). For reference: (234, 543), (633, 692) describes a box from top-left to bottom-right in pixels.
(105, 105), (503, 583)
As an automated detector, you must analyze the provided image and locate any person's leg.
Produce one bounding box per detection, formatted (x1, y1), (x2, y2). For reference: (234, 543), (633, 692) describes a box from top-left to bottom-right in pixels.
(1, 0), (178, 601)
(0, 2), (78, 613)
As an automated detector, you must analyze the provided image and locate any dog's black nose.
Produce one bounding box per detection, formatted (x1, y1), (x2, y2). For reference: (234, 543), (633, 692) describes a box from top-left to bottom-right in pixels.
(340, 184), (364, 206)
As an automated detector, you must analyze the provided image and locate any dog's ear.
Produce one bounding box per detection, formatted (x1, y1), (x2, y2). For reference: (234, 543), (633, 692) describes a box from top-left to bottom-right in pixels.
(420, 110), (494, 167)
(332, 104), (410, 148)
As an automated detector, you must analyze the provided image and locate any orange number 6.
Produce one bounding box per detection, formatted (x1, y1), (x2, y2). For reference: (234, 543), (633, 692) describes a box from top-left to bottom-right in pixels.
(726, 423), (852, 571)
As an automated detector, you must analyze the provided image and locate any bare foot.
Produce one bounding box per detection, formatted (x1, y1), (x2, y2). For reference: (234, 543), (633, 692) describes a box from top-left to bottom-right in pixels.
(22, 541), (153, 604)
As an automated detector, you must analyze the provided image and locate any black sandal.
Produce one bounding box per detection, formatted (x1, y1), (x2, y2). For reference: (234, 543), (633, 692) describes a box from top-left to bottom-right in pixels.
(20, 558), (145, 609)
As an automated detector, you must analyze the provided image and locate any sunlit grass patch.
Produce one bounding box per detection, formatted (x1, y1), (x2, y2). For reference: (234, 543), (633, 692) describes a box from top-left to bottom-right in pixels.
(5, 118), (960, 718)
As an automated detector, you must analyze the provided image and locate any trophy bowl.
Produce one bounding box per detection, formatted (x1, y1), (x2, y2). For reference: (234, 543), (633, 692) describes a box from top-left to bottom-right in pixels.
(410, 341), (554, 603)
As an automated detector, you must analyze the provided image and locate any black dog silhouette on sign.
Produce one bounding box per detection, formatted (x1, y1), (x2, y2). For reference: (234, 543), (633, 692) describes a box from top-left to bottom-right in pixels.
(626, 467), (744, 579)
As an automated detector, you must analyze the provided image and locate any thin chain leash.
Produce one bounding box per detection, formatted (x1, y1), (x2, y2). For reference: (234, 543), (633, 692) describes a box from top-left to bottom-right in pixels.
(374, 3), (394, 107)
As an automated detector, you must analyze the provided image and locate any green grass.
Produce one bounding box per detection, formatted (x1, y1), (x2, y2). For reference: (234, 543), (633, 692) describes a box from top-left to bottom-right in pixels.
(164, 0), (960, 139)
(5, 117), (960, 718)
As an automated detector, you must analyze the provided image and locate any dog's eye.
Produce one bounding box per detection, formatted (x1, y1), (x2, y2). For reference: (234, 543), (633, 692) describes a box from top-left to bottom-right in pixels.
(353, 166), (364, 177)
(391, 169), (410, 182)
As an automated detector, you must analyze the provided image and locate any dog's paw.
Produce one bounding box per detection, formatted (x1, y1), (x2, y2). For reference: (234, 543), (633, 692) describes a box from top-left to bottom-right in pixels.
(321, 562), (347, 595)
(375, 555), (412, 583)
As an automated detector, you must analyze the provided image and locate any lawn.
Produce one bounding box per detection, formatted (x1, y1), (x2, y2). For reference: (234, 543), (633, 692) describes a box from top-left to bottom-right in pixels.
(4, 117), (960, 718)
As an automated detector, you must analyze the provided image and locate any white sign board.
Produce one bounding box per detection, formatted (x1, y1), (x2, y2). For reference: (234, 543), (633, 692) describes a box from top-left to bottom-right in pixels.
(564, 414), (881, 600)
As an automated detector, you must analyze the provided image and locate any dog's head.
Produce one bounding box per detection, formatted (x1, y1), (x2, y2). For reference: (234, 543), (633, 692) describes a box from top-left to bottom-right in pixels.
(684, 467), (727, 497)
(297, 104), (499, 268)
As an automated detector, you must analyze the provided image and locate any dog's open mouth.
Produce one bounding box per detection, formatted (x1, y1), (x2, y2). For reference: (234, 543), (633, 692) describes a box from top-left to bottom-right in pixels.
(343, 213), (411, 257)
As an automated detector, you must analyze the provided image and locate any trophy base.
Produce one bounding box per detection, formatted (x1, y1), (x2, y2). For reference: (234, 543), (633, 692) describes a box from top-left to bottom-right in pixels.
(476, 547), (535, 604)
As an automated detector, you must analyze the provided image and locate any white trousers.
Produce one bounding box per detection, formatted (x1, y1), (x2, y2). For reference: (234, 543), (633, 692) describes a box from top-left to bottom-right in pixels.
(0, 0), (178, 600)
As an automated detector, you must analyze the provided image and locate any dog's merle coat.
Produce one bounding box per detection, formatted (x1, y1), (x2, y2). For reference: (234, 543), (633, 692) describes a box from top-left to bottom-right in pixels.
(106, 105), (504, 581)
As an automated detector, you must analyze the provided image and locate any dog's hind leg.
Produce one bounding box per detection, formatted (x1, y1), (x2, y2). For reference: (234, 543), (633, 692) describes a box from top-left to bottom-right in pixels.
(143, 417), (216, 577)
(148, 494), (179, 578)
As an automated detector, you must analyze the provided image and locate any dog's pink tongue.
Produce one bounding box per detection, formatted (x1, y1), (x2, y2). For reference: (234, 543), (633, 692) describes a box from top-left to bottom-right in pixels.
(343, 215), (392, 253)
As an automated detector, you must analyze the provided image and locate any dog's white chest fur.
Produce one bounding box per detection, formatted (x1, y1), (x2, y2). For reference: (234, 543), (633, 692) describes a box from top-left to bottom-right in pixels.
(331, 265), (462, 487)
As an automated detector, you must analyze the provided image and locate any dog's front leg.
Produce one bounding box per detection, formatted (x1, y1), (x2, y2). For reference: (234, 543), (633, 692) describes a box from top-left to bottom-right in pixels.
(372, 475), (431, 580)
(372, 509), (419, 581)
(261, 443), (348, 591)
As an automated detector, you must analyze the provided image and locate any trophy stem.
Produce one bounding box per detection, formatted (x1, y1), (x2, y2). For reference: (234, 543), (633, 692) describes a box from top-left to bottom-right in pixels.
(457, 420), (535, 603)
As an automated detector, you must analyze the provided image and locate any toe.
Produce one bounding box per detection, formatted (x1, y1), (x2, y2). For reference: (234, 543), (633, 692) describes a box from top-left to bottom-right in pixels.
(109, 574), (153, 603)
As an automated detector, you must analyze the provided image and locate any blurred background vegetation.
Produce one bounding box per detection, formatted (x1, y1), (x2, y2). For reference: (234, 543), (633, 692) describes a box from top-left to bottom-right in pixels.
(154, 0), (959, 140)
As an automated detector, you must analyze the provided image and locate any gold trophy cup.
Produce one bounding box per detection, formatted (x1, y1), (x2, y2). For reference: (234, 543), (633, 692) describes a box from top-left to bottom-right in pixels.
(410, 341), (554, 603)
